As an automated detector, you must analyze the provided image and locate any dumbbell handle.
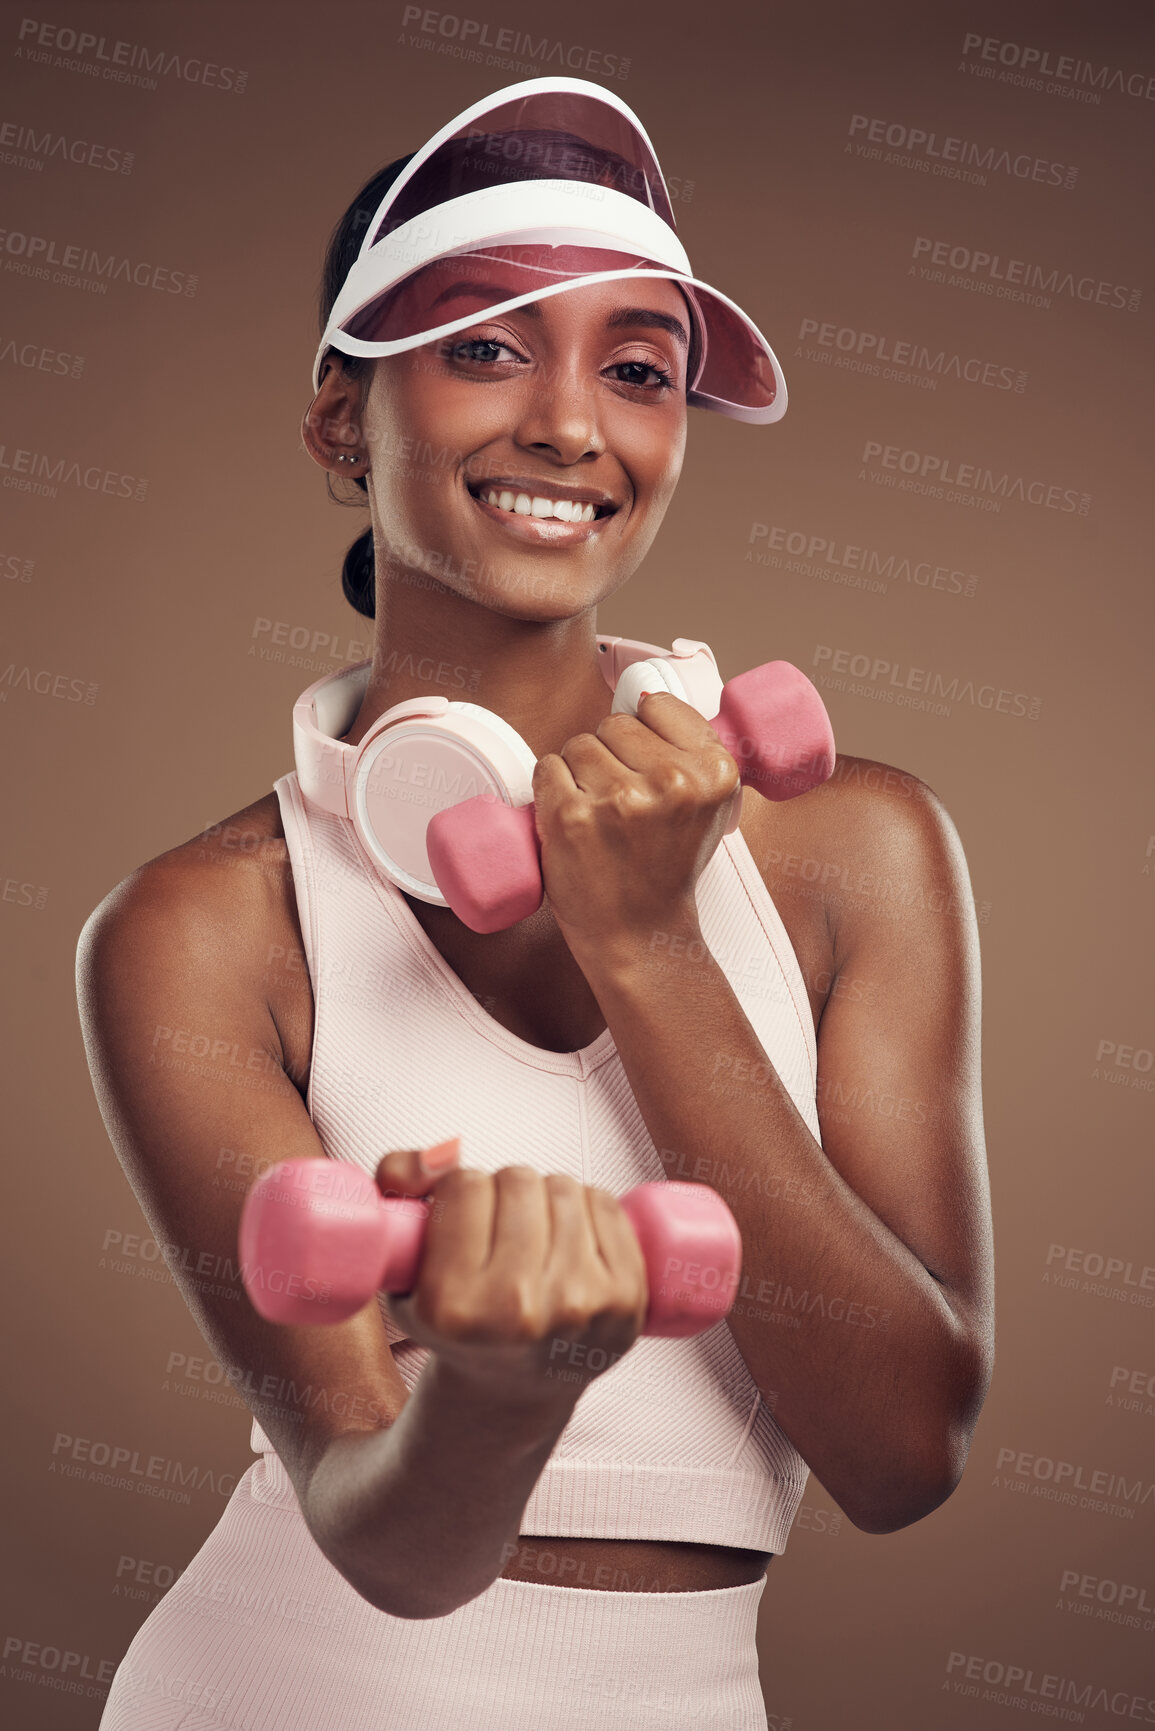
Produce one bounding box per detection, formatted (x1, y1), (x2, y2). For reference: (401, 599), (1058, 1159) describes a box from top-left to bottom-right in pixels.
(427, 658), (836, 933)
(239, 1159), (742, 1340)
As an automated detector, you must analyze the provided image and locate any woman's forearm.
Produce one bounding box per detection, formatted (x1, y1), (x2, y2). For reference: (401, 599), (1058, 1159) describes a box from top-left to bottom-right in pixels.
(301, 1356), (580, 1618)
(563, 913), (985, 1534)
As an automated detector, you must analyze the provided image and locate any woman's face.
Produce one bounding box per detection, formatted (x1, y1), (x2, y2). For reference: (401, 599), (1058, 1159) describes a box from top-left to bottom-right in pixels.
(354, 270), (691, 618)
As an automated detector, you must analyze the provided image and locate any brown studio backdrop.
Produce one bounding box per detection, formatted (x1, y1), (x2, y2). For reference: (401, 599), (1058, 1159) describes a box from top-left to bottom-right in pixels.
(2, 0), (1152, 1725)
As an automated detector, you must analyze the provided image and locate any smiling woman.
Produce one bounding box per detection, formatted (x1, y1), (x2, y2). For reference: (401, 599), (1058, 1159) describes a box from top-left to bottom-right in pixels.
(80, 74), (993, 1731)
(321, 267), (693, 597)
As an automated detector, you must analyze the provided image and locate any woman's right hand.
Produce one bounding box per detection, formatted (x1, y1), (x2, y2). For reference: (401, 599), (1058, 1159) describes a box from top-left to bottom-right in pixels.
(374, 1141), (649, 1407)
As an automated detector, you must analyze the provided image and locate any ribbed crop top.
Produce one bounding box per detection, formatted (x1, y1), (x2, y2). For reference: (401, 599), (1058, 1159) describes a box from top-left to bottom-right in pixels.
(246, 769), (820, 1554)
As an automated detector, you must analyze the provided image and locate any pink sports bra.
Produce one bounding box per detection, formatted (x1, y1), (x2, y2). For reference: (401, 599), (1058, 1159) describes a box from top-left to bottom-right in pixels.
(247, 769), (819, 1553)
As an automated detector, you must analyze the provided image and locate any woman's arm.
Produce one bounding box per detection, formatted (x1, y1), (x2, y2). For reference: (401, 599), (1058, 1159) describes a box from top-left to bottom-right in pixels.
(548, 759), (995, 1537)
(306, 1358), (580, 1617)
(76, 854), (585, 1618)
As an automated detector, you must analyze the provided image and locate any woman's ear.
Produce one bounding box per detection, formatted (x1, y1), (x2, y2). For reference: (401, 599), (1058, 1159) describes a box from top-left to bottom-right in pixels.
(301, 356), (369, 475)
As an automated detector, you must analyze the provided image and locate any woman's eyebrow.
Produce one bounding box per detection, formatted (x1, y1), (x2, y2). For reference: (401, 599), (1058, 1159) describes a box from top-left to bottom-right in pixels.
(428, 281), (688, 348)
(603, 306), (688, 349)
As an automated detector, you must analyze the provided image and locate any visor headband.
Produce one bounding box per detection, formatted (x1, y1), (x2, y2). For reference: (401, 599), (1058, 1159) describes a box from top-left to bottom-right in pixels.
(315, 180), (692, 391)
(352, 75), (677, 259)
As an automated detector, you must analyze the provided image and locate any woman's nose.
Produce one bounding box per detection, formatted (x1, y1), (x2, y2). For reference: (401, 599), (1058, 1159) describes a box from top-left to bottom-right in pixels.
(511, 356), (606, 464)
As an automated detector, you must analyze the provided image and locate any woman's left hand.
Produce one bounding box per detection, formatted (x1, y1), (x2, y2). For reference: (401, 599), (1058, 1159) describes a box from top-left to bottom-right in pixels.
(530, 690), (743, 957)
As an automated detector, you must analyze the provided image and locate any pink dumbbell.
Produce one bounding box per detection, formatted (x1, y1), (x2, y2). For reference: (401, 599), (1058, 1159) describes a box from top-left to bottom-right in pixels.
(239, 1158), (743, 1340)
(426, 658), (835, 933)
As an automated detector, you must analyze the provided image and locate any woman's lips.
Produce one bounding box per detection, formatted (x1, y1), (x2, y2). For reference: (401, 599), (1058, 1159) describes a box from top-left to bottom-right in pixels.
(466, 486), (615, 545)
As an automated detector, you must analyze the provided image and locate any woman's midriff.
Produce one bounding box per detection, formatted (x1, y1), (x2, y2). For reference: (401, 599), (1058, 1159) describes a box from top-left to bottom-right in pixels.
(499, 1534), (772, 1592)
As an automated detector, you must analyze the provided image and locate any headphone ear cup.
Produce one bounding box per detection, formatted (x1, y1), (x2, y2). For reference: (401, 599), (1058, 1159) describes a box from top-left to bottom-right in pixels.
(611, 657), (691, 716)
(348, 704), (539, 905)
(612, 656), (743, 838)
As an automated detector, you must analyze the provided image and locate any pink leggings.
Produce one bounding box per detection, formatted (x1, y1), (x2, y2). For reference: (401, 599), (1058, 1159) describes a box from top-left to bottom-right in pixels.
(98, 1459), (770, 1730)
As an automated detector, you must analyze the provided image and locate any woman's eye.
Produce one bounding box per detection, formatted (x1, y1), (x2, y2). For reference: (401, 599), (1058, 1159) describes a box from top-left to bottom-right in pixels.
(444, 338), (675, 391)
(447, 337), (520, 364)
(611, 359), (676, 390)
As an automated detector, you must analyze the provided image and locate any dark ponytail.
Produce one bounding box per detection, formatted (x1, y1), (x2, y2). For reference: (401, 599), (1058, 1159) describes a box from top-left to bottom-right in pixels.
(317, 154), (415, 621)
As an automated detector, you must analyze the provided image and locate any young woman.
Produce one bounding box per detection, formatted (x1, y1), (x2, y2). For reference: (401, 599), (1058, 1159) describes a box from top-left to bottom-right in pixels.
(78, 78), (994, 1731)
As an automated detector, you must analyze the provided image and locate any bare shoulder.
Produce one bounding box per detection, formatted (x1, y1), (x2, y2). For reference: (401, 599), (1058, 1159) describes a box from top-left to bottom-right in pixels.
(82, 792), (289, 935)
(739, 754), (976, 1016)
(801, 753), (975, 954)
(76, 791), (307, 1077)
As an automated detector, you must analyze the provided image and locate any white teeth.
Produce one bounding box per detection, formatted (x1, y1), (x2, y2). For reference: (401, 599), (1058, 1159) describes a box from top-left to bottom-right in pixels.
(479, 487), (599, 523)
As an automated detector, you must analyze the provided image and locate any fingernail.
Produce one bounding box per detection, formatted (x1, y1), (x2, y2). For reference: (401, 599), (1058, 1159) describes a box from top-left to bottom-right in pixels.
(419, 1136), (460, 1177)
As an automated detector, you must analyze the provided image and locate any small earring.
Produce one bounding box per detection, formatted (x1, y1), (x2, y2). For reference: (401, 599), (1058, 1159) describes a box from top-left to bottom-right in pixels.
(333, 451), (361, 465)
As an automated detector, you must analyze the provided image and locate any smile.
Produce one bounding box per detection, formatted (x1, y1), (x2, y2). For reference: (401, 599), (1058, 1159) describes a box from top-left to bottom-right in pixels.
(478, 488), (603, 523)
(465, 481), (617, 544)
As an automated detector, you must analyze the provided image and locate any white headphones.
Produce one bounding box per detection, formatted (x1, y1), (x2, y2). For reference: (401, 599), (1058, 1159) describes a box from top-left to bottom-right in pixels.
(291, 633), (739, 905)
